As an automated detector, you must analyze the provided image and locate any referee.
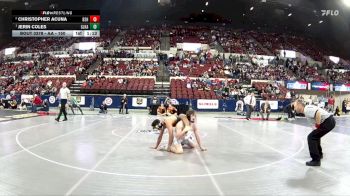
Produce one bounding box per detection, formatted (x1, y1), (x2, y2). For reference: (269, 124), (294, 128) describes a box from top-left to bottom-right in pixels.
(292, 100), (336, 166)
(55, 82), (70, 122)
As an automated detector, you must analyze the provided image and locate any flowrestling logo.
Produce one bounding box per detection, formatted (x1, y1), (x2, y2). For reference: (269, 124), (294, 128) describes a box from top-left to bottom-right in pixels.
(321, 10), (339, 16)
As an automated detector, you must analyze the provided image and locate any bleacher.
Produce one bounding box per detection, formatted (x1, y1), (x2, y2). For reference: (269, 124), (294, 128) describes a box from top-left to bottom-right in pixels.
(0, 25), (349, 101)
(81, 77), (155, 95)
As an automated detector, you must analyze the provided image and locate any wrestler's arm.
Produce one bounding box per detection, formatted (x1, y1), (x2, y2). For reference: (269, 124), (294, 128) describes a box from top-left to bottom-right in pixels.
(152, 126), (165, 149)
(315, 111), (321, 127)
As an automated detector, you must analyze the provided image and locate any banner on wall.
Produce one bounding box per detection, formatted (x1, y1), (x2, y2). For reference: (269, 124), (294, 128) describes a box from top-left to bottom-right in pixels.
(170, 99), (179, 105)
(21, 94), (34, 104)
(104, 97), (113, 106)
(48, 96), (56, 104)
(259, 101), (278, 110)
(334, 84), (350, 92)
(132, 97), (147, 107)
(311, 82), (330, 91)
(72, 96), (85, 105)
(21, 94), (33, 102)
(280, 50), (296, 58)
(286, 81), (308, 90)
(197, 99), (219, 109)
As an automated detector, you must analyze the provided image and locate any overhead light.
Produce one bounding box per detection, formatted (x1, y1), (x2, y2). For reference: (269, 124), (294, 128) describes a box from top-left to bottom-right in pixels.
(319, 20), (323, 24)
(158, 0), (171, 6)
(205, 1), (209, 6)
(288, 13), (292, 17)
(49, 3), (57, 9)
(250, 7), (254, 11)
(343, 0), (350, 7)
(308, 23), (312, 27)
(201, 9), (205, 13)
(288, 4), (292, 7)
(243, 13), (245, 16)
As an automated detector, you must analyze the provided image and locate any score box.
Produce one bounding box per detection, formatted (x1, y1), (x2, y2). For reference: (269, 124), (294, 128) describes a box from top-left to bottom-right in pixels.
(90, 15), (100, 23)
(89, 23), (100, 30)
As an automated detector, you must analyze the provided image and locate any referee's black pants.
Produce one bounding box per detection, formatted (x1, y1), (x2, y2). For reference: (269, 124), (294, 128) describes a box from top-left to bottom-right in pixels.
(307, 116), (336, 161)
(119, 103), (128, 114)
(58, 99), (68, 120)
(246, 105), (253, 119)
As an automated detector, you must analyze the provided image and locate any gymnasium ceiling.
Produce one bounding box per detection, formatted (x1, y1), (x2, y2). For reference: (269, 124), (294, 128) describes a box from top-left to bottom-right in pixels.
(0, 0), (349, 58)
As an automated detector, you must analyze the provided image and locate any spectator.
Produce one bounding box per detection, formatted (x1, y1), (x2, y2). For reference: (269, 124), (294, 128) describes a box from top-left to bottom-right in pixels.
(88, 79), (94, 87)
(0, 98), (4, 109)
(335, 106), (341, 116)
(164, 96), (171, 106)
(285, 91), (291, 99)
(119, 94), (128, 114)
(260, 100), (271, 120)
(31, 94), (43, 113)
(38, 99), (49, 113)
(235, 99), (244, 114)
(327, 96), (335, 112)
(342, 99), (347, 114)
(99, 101), (108, 114)
(10, 99), (17, 109)
(69, 96), (83, 115)
(151, 95), (159, 105)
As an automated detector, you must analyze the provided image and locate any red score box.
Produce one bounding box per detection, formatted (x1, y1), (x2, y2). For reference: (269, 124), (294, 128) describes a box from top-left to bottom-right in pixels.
(90, 15), (100, 23)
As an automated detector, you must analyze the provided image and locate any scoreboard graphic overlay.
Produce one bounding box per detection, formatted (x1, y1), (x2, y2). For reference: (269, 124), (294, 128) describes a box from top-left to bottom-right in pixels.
(12, 10), (100, 37)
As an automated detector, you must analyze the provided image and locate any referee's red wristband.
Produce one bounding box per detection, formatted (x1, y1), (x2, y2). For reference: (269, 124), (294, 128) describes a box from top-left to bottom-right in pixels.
(315, 124), (320, 129)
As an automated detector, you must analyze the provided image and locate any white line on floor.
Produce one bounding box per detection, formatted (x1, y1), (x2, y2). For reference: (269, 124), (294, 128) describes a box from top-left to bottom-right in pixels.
(336, 125), (350, 128)
(220, 123), (339, 182)
(0, 122), (49, 135)
(1, 118), (111, 161)
(111, 129), (208, 141)
(14, 118), (305, 178)
(195, 149), (224, 196)
(64, 125), (138, 196)
(287, 121), (350, 139)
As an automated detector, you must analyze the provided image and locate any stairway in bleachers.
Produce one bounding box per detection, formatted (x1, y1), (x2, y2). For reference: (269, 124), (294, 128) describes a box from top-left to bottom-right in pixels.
(86, 56), (102, 75)
(157, 59), (170, 82)
(160, 31), (170, 51)
(107, 30), (126, 49)
(153, 82), (170, 96)
(70, 80), (85, 94)
(248, 35), (273, 56)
